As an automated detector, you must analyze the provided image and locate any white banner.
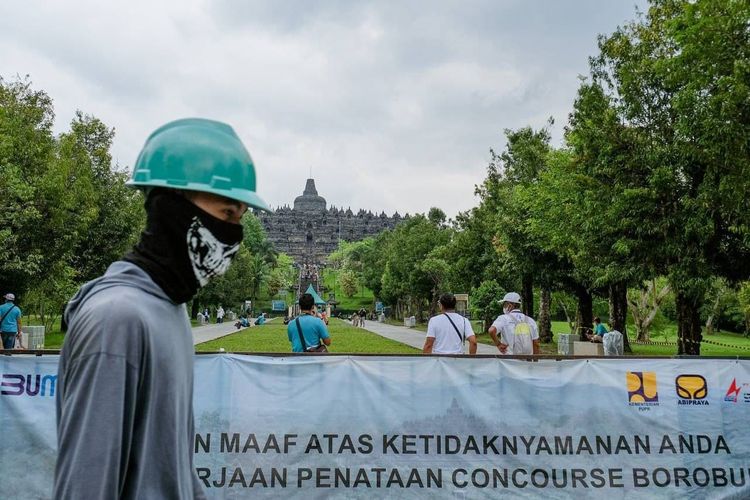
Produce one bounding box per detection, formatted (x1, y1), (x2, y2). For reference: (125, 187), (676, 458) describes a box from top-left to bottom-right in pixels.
(1, 354), (749, 499)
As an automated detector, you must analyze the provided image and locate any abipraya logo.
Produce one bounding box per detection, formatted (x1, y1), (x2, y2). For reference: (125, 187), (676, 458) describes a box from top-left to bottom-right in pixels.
(723, 378), (750, 403)
(627, 371), (659, 408)
(675, 374), (709, 406)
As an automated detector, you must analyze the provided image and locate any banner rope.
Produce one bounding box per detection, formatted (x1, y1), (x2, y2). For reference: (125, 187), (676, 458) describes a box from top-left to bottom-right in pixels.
(631, 337), (750, 351)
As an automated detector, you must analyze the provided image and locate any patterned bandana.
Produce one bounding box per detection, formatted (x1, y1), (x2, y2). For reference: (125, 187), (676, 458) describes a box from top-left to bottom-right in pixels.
(187, 217), (240, 286)
(124, 189), (243, 303)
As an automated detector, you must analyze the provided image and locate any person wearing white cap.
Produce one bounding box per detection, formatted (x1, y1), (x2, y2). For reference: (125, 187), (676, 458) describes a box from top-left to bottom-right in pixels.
(488, 292), (539, 355)
(0, 293), (22, 349)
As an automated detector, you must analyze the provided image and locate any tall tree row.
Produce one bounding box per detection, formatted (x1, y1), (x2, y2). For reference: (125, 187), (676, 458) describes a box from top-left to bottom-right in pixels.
(0, 78), (143, 330)
(331, 0), (750, 355)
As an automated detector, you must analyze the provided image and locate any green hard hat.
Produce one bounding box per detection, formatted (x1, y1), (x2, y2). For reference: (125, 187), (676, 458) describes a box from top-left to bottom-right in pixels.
(127, 118), (270, 211)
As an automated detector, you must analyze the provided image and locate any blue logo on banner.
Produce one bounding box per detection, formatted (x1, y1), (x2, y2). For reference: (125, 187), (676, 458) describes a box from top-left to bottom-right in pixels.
(1, 373), (57, 397)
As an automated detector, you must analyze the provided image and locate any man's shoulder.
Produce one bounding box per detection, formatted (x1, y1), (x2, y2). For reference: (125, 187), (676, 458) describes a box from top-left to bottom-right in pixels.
(428, 314), (449, 326)
(1, 303), (21, 316)
(306, 315), (326, 328)
(74, 285), (158, 326)
(493, 314), (509, 325)
(295, 314), (321, 326)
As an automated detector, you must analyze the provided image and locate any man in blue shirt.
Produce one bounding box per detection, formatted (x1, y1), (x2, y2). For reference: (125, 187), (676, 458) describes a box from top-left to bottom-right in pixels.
(0, 292), (22, 349)
(287, 293), (331, 352)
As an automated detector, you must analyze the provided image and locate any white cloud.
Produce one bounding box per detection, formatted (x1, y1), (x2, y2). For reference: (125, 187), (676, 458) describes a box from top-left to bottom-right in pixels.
(0, 0), (646, 217)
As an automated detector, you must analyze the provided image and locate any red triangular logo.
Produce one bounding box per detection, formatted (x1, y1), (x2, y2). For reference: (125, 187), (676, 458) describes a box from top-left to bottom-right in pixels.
(725, 378), (741, 402)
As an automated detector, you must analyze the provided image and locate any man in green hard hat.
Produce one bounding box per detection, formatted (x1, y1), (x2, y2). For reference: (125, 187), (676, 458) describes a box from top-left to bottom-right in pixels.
(54, 119), (268, 499)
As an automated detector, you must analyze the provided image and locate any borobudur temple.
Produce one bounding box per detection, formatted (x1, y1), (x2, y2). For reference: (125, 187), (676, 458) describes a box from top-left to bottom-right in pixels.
(258, 178), (403, 265)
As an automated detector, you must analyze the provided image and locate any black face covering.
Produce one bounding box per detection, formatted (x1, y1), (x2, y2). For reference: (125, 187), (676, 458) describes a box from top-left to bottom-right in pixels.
(123, 190), (244, 304)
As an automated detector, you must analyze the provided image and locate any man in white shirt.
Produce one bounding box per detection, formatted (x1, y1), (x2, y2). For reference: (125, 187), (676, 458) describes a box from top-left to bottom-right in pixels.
(488, 292), (540, 355)
(423, 293), (478, 355)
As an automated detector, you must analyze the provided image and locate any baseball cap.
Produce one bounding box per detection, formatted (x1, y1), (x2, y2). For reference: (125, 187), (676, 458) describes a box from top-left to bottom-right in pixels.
(4, 293), (15, 301)
(500, 292), (521, 304)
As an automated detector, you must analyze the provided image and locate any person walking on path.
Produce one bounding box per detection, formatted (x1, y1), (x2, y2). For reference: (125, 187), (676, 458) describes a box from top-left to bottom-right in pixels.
(0, 293), (22, 349)
(423, 293), (477, 355)
(216, 305), (225, 324)
(54, 118), (269, 499)
(288, 293), (331, 352)
(488, 292), (540, 355)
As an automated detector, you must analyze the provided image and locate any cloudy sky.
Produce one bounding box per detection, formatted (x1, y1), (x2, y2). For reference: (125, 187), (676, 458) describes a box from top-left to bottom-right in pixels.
(1, 0), (646, 217)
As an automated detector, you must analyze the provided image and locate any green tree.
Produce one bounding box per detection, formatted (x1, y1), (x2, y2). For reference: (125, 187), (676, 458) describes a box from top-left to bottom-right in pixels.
(339, 270), (359, 298)
(738, 282), (750, 335)
(585, 0), (750, 354)
(243, 212), (277, 265)
(487, 126), (578, 342)
(470, 280), (503, 333)
(374, 213), (452, 320)
(247, 253), (270, 307)
(268, 253), (297, 296)
(66, 112), (144, 282)
(0, 78), (137, 327)
(627, 278), (672, 341)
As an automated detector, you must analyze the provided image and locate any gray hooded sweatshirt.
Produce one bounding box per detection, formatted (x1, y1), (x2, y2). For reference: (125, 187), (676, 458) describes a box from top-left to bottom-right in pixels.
(54, 261), (205, 499)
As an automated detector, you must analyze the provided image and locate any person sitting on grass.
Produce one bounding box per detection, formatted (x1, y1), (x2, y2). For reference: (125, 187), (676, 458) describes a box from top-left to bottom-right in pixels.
(587, 316), (608, 343)
(255, 312), (266, 325)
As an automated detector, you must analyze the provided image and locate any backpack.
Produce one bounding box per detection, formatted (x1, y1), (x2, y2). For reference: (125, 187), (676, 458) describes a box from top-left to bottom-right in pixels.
(504, 313), (533, 355)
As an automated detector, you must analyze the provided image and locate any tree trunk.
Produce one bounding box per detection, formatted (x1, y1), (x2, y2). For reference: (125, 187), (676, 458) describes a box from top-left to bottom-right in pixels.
(676, 291), (702, 355)
(608, 282), (631, 353)
(484, 316), (493, 334)
(558, 299), (575, 333)
(575, 285), (593, 341)
(429, 288), (441, 318)
(538, 287), (553, 343)
(414, 298), (425, 323)
(628, 287), (649, 342)
(521, 274), (534, 317)
(705, 292), (722, 336)
(628, 280), (671, 342)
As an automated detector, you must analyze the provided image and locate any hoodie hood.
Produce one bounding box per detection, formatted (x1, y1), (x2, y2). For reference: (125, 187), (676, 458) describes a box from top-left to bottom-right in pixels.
(65, 261), (170, 327)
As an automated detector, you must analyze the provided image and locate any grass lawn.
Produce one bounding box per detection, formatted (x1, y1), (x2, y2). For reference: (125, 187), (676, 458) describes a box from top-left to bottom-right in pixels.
(196, 318), (419, 354)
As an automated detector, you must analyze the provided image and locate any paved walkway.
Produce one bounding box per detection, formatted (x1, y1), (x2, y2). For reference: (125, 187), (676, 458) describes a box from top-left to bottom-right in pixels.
(357, 320), (499, 354)
(192, 318), (276, 345)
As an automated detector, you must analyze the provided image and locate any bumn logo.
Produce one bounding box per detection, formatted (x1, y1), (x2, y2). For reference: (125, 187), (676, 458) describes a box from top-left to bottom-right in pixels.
(676, 374), (708, 405)
(627, 371), (659, 407)
(0, 374), (57, 397)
